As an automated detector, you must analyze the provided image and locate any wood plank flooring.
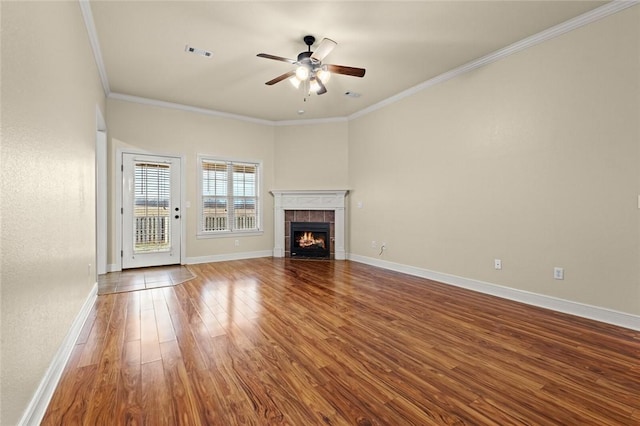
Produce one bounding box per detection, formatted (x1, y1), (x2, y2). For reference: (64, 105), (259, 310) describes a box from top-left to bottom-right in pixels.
(42, 258), (640, 425)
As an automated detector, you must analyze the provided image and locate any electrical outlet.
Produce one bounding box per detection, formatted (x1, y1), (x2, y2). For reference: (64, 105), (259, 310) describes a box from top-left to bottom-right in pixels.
(494, 259), (502, 270)
(234, 239), (240, 247)
(371, 240), (377, 248)
(554, 267), (564, 280)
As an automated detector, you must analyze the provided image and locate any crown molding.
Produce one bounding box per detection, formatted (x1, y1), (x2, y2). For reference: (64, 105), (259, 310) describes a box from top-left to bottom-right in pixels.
(108, 93), (275, 126)
(349, 0), (639, 121)
(79, 0), (110, 95)
(83, 0), (638, 125)
(108, 92), (349, 127)
(274, 116), (348, 126)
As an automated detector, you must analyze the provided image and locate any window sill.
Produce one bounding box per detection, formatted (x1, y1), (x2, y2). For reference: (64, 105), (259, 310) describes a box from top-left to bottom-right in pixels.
(197, 229), (264, 239)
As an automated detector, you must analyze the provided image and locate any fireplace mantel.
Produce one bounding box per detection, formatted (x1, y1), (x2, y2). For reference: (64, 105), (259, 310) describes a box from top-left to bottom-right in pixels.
(270, 190), (348, 260)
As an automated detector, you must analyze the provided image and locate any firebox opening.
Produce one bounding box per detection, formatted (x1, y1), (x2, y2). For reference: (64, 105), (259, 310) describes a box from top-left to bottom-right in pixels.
(297, 231), (326, 249)
(291, 222), (330, 259)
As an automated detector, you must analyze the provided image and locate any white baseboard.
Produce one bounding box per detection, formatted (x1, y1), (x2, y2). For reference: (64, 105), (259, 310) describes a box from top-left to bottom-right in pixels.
(109, 250), (273, 270)
(348, 254), (640, 331)
(18, 282), (99, 426)
(185, 250), (273, 265)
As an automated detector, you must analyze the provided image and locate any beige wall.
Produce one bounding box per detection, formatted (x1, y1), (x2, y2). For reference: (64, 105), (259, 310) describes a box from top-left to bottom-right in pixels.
(0, 2), (106, 424)
(107, 102), (352, 265)
(274, 121), (349, 190)
(106, 99), (277, 262)
(348, 7), (639, 315)
(0, 3), (637, 423)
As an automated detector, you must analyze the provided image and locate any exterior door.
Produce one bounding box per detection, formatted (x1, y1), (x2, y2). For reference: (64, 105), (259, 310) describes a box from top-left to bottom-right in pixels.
(122, 153), (181, 269)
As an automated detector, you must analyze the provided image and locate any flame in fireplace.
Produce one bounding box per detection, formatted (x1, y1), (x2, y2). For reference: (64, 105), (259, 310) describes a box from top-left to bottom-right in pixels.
(297, 232), (326, 249)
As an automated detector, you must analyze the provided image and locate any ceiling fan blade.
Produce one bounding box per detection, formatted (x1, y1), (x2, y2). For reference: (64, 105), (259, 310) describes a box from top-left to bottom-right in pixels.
(257, 53), (297, 64)
(326, 64), (366, 78)
(316, 78), (327, 95)
(265, 70), (296, 85)
(311, 38), (337, 61)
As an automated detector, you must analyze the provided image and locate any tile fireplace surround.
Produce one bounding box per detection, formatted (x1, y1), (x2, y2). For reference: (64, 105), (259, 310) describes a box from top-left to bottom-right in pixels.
(271, 190), (348, 260)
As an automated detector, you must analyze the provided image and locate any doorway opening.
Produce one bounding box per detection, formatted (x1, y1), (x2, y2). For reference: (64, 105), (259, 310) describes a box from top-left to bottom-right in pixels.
(121, 152), (183, 269)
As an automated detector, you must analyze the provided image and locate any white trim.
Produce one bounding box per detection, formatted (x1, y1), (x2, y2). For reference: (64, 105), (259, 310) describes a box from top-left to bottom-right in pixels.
(78, 0), (110, 95)
(196, 230), (265, 240)
(108, 93), (273, 126)
(107, 92), (348, 127)
(180, 155), (188, 267)
(96, 106), (107, 276)
(274, 117), (348, 127)
(196, 155), (264, 238)
(98, 2), (636, 125)
(271, 190), (348, 260)
(18, 283), (99, 426)
(185, 250), (272, 265)
(349, 0), (639, 121)
(114, 150), (123, 272)
(348, 254), (640, 331)
(95, 104), (106, 132)
(116, 149), (186, 271)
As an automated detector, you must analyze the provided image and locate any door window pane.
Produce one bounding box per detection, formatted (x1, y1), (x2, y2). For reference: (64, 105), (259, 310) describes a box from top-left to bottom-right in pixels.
(134, 162), (171, 253)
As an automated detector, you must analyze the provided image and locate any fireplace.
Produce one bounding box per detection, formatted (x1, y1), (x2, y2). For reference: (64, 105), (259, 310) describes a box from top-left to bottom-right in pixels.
(291, 222), (330, 258)
(271, 190), (348, 260)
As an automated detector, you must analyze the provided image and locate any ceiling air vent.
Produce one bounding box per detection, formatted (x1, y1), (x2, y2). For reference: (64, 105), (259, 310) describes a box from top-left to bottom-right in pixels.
(185, 45), (213, 58)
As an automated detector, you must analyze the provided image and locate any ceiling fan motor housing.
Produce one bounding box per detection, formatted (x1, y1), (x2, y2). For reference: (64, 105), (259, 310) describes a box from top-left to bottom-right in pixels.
(297, 51), (313, 63)
(303, 35), (316, 47)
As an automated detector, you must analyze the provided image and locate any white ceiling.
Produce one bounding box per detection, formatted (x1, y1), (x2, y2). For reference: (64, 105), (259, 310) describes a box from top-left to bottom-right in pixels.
(88, 1), (610, 122)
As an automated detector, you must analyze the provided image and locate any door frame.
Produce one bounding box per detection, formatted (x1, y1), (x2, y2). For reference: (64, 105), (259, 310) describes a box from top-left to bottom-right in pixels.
(115, 148), (186, 272)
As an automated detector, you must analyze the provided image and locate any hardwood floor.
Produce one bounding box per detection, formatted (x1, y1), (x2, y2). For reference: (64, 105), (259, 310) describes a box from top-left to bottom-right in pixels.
(42, 258), (640, 425)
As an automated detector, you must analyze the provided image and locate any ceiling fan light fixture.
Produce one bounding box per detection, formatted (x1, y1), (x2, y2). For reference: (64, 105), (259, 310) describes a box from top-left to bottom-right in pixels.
(289, 76), (301, 89)
(309, 77), (321, 93)
(295, 65), (310, 81)
(317, 67), (331, 84)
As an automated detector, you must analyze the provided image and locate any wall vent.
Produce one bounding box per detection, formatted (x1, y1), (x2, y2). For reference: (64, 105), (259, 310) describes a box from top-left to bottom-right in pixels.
(185, 45), (213, 58)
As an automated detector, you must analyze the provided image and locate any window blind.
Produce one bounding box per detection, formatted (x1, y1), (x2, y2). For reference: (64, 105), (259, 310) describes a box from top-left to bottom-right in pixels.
(134, 162), (171, 252)
(200, 159), (259, 233)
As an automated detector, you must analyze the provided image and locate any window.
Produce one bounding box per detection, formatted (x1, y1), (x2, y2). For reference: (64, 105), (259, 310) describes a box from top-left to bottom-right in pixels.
(134, 162), (171, 252)
(198, 157), (261, 237)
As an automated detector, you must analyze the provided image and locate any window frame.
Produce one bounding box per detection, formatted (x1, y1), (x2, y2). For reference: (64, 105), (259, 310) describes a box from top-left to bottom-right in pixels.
(197, 155), (263, 239)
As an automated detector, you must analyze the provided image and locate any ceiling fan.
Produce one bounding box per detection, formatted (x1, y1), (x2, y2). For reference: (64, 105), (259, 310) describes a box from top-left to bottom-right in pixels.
(257, 35), (366, 97)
